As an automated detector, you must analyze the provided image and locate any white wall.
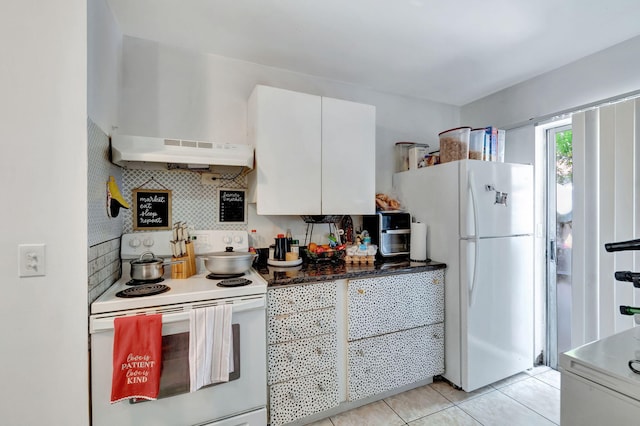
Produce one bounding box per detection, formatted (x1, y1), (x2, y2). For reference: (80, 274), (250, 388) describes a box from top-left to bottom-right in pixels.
(461, 35), (640, 129)
(88, 0), (122, 134)
(0, 1), (89, 425)
(118, 37), (460, 195)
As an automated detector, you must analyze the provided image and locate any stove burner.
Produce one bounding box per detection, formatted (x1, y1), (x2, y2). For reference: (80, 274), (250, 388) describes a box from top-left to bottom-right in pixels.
(206, 272), (245, 280)
(126, 277), (165, 286)
(216, 278), (252, 288)
(116, 284), (170, 298)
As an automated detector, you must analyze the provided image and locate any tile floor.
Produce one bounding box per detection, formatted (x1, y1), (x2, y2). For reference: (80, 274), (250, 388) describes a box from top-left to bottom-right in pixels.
(307, 367), (560, 426)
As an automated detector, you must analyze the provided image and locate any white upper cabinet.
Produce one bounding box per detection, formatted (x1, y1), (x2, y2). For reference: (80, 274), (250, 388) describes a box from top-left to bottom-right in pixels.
(321, 97), (376, 215)
(248, 85), (376, 215)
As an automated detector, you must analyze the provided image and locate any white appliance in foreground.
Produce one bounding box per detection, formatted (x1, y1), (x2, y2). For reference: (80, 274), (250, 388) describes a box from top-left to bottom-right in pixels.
(560, 327), (640, 425)
(90, 230), (267, 426)
(393, 160), (534, 391)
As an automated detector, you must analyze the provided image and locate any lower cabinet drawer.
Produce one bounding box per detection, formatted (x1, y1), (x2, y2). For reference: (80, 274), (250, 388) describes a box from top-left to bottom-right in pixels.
(268, 334), (337, 385)
(268, 307), (336, 344)
(347, 323), (444, 401)
(269, 369), (339, 426)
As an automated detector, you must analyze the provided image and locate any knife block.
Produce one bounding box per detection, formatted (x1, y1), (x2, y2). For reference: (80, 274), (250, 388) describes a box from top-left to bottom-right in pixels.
(171, 242), (196, 279)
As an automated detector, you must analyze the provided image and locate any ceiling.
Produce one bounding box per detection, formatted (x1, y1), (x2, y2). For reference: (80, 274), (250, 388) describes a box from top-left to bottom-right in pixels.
(106, 0), (640, 106)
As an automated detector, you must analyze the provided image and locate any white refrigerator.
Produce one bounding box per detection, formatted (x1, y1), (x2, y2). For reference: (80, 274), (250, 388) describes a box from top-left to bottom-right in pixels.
(393, 160), (534, 392)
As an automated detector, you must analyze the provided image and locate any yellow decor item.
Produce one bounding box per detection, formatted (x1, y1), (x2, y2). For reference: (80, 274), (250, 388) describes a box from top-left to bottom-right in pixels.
(107, 176), (130, 218)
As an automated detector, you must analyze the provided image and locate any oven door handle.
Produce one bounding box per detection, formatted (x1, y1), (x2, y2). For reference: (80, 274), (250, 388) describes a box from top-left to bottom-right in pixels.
(381, 229), (411, 234)
(90, 296), (265, 333)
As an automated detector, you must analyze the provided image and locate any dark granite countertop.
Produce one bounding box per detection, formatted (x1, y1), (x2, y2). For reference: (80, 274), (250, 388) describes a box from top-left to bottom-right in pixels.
(254, 257), (446, 287)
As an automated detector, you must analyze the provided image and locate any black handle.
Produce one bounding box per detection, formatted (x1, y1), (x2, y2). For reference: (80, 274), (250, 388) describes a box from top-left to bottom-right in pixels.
(605, 239), (640, 252)
(614, 271), (640, 288)
(225, 246), (234, 252)
(620, 305), (640, 315)
(615, 271), (639, 281)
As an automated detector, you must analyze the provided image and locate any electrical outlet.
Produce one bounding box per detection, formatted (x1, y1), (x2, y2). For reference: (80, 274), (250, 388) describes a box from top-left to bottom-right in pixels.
(201, 173), (221, 186)
(18, 243), (46, 277)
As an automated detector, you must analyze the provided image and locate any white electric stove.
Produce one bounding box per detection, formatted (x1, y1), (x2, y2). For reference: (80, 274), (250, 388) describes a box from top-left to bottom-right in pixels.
(89, 230), (268, 426)
(91, 230), (267, 314)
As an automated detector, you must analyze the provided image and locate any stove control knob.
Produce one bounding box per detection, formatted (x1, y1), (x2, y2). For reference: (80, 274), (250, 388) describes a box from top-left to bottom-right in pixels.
(234, 235), (243, 244)
(143, 237), (154, 248)
(223, 236), (232, 244)
(129, 238), (141, 248)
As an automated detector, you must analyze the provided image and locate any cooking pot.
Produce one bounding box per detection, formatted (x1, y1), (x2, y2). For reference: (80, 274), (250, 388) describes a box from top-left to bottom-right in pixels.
(200, 247), (257, 275)
(130, 251), (182, 281)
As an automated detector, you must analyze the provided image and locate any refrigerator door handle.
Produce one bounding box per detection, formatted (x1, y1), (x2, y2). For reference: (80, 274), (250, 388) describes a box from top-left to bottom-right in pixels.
(469, 170), (480, 306)
(468, 170), (479, 238)
(468, 238), (479, 307)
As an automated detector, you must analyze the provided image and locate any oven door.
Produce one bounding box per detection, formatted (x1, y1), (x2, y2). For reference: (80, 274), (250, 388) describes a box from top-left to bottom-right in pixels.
(90, 296), (266, 426)
(380, 229), (410, 256)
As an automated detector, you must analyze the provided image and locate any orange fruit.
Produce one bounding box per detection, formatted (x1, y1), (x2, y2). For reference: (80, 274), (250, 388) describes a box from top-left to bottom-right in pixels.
(308, 242), (318, 253)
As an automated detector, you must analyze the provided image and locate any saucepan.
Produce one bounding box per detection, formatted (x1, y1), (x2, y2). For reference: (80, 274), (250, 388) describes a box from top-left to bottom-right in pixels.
(200, 247), (257, 275)
(130, 251), (183, 281)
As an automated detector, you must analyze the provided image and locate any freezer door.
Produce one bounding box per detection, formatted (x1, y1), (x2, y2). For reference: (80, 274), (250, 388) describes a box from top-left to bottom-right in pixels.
(460, 161), (533, 238)
(460, 235), (534, 391)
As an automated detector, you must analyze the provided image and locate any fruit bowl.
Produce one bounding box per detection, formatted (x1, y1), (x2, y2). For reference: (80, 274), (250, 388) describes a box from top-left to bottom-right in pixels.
(301, 246), (346, 262)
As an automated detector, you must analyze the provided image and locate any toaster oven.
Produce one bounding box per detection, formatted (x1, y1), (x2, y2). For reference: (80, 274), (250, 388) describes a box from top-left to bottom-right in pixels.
(362, 212), (411, 258)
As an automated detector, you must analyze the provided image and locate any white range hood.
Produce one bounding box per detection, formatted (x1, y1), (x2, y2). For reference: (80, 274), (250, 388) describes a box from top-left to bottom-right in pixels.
(110, 134), (254, 170)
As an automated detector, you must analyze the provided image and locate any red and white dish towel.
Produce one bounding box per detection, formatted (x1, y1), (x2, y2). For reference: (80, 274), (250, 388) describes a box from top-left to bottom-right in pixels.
(110, 314), (163, 403)
(189, 304), (233, 392)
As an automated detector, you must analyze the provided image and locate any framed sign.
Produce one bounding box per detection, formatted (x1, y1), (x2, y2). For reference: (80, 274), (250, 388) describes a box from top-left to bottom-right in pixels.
(133, 189), (172, 230)
(218, 188), (246, 224)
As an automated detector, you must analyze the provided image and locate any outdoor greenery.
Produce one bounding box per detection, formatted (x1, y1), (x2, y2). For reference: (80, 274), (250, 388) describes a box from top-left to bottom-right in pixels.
(556, 130), (572, 184)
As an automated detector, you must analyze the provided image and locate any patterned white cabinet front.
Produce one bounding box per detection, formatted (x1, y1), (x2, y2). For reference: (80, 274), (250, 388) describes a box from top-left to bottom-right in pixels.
(269, 369), (339, 426)
(348, 270), (444, 340)
(267, 333), (337, 385)
(267, 282), (340, 426)
(347, 323), (444, 401)
(346, 269), (446, 401)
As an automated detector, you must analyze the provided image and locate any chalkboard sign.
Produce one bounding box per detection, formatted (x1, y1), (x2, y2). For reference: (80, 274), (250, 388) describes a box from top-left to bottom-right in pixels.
(218, 189), (246, 223)
(133, 189), (172, 230)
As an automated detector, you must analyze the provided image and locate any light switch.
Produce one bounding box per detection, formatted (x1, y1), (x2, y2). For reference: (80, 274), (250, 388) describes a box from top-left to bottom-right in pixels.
(19, 244), (46, 277)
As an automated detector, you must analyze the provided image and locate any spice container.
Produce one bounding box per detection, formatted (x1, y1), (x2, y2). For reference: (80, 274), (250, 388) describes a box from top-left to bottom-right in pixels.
(439, 127), (471, 163)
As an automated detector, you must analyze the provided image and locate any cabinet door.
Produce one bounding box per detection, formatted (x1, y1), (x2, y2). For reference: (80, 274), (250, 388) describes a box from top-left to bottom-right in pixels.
(267, 281), (336, 316)
(249, 85), (321, 215)
(348, 271), (444, 340)
(267, 307), (336, 344)
(347, 323), (444, 401)
(321, 97), (376, 214)
(269, 369), (339, 426)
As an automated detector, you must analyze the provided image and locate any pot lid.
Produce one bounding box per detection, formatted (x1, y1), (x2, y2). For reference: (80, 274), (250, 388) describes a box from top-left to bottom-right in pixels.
(205, 251), (255, 259)
(130, 251), (164, 264)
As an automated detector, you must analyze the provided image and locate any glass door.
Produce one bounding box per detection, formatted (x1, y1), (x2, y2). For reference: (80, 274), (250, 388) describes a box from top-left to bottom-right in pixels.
(546, 124), (573, 369)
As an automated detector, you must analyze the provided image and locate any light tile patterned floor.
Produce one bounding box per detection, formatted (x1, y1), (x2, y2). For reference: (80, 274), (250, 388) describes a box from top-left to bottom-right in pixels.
(307, 367), (561, 426)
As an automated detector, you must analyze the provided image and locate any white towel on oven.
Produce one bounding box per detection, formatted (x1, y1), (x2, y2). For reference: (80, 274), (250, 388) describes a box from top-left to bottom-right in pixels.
(189, 304), (233, 392)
